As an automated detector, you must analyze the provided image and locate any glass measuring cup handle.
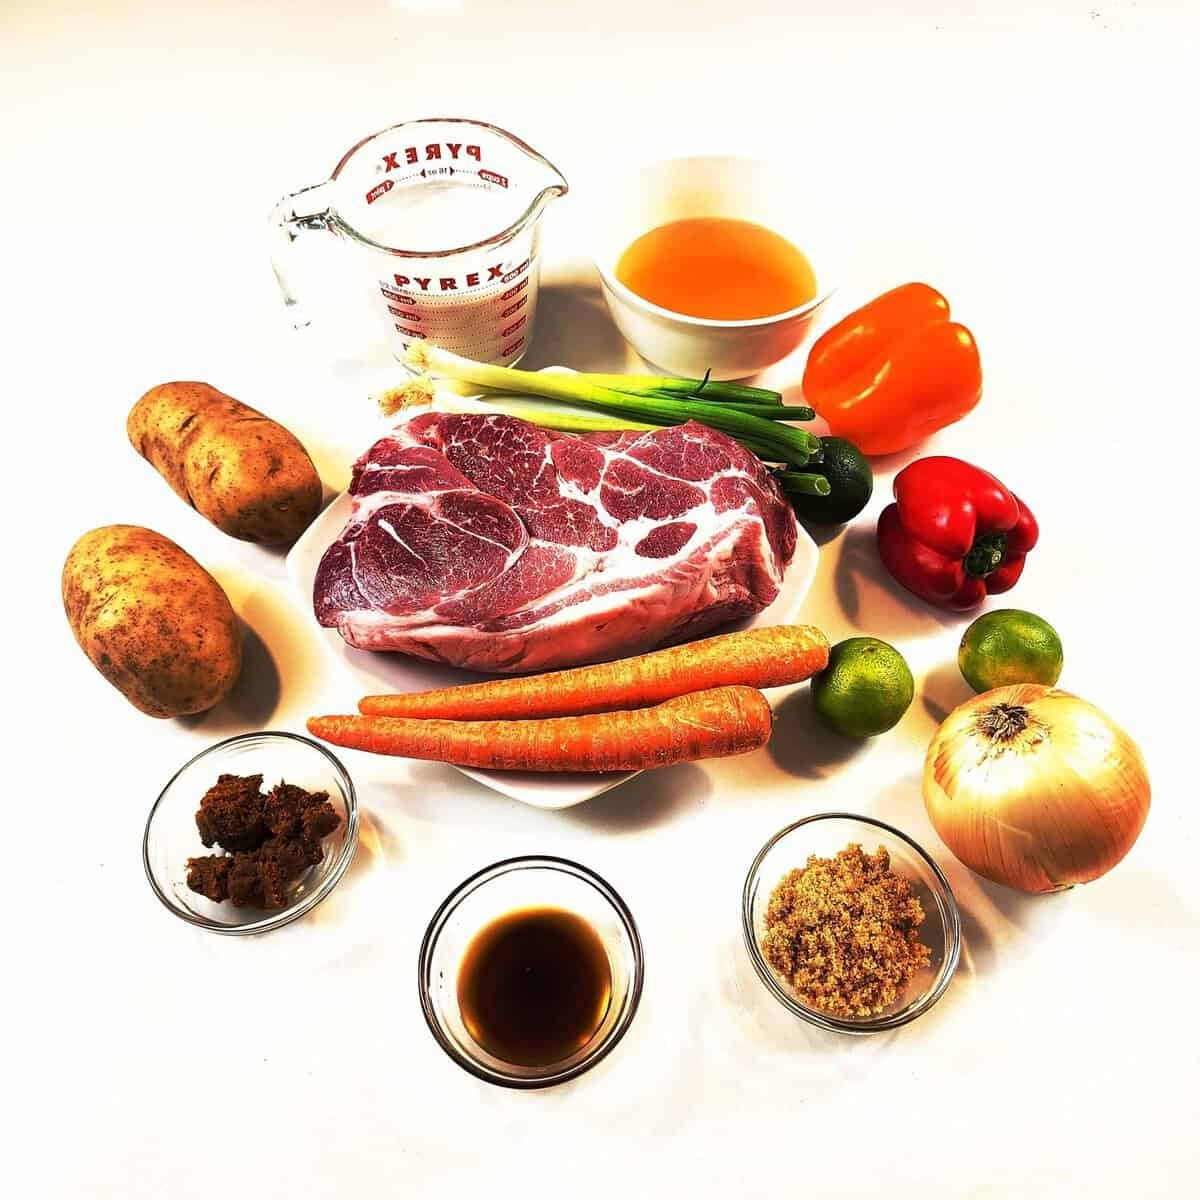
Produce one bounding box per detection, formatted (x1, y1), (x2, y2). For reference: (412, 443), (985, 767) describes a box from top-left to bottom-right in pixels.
(269, 182), (336, 329)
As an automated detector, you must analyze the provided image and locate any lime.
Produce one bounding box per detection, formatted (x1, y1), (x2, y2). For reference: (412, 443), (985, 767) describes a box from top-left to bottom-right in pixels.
(812, 637), (914, 737)
(782, 436), (874, 526)
(958, 609), (1063, 692)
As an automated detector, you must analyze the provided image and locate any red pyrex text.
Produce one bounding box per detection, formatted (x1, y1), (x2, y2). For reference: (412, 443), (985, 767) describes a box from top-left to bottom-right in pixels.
(382, 143), (482, 172)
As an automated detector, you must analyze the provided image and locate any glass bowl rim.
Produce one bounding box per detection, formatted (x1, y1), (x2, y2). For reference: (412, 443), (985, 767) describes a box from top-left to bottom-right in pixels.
(742, 811), (962, 1034)
(417, 854), (645, 1089)
(142, 730), (360, 936)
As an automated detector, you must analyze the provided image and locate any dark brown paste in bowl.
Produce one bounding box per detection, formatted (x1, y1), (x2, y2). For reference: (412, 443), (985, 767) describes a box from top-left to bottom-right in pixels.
(186, 773), (340, 909)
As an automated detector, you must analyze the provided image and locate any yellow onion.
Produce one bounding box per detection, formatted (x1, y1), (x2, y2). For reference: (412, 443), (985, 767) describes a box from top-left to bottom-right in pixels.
(923, 684), (1150, 893)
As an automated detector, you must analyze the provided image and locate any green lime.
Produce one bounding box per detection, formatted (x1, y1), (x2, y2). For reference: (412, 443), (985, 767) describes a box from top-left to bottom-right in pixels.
(811, 637), (914, 737)
(958, 609), (1063, 692)
(782, 437), (874, 526)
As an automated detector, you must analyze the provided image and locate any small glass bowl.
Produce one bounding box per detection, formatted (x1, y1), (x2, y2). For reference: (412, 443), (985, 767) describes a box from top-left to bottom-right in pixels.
(743, 813), (961, 1034)
(143, 731), (359, 935)
(419, 856), (644, 1089)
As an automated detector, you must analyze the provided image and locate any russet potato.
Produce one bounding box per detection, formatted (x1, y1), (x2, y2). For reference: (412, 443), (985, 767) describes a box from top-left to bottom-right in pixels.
(127, 382), (322, 545)
(62, 525), (242, 718)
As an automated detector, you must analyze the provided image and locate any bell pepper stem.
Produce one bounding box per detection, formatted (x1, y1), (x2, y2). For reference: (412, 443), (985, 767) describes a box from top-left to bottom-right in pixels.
(964, 532), (1008, 579)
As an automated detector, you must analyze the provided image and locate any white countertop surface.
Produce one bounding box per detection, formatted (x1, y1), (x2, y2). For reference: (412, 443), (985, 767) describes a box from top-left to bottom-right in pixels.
(6, 1), (1197, 1195)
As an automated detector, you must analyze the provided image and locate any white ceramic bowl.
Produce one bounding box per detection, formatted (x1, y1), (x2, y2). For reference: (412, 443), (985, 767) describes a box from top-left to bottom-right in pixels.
(593, 156), (837, 379)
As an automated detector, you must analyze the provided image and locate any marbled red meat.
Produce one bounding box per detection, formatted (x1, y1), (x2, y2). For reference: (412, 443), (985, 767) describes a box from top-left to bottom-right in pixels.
(313, 412), (796, 673)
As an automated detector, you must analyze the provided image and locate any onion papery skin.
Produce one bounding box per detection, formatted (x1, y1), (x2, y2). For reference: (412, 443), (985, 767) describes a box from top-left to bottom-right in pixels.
(923, 684), (1151, 894)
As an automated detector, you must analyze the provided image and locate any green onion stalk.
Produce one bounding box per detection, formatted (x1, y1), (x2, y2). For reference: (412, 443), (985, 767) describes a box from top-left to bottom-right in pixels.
(427, 392), (661, 436)
(393, 343), (820, 468)
(577, 373), (785, 406)
(775, 470), (832, 498)
(413, 366), (788, 408)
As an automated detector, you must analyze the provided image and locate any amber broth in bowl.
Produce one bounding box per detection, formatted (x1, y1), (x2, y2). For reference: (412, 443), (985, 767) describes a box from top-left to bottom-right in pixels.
(592, 156), (837, 377)
(615, 216), (818, 321)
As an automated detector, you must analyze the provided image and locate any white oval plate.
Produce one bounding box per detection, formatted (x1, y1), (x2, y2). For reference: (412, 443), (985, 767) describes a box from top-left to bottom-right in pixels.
(286, 404), (819, 809)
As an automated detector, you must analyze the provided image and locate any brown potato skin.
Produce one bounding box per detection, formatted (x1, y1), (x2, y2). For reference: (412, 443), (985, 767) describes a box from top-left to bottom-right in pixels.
(127, 382), (322, 545)
(62, 525), (242, 718)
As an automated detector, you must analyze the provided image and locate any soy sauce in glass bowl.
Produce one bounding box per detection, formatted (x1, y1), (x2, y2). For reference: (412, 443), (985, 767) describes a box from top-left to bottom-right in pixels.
(419, 856), (644, 1088)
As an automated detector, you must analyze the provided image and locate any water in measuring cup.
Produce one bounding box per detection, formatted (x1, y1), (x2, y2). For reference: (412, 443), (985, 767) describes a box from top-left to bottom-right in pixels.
(356, 179), (528, 251)
(364, 177), (543, 365)
(273, 120), (565, 366)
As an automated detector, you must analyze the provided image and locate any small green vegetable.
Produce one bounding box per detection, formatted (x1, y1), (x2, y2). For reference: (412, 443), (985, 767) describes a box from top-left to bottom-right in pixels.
(568, 373), (786, 407)
(957, 609), (1064, 692)
(812, 637), (914, 738)
(777, 436), (873, 525)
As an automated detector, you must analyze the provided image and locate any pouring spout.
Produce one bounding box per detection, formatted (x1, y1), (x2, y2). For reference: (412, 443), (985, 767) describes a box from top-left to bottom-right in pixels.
(528, 161), (569, 212)
(512, 135), (568, 213)
(510, 172), (567, 239)
(542, 161), (569, 196)
(530, 180), (568, 221)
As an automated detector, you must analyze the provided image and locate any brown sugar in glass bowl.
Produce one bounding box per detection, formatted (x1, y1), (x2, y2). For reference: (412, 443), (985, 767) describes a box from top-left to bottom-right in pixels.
(760, 844), (931, 1019)
(143, 732), (358, 935)
(742, 813), (961, 1034)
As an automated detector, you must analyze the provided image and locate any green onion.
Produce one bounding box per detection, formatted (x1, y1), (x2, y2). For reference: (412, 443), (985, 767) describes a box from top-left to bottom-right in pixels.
(775, 471), (833, 497)
(432, 394), (658, 435)
(580, 373), (784, 406)
(688, 402), (814, 422)
(425, 377), (811, 422)
(639, 390), (814, 421)
(403, 343), (820, 466)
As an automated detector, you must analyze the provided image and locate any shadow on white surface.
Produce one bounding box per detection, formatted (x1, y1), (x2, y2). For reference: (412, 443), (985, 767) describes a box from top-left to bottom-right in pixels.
(860, 443), (931, 478)
(718, 930), (898, 1078)
(802, 519), (855, 549)
(563, 761), (710, 833)
(766, 685), (868, 779)
(953, 875), (1074, 987)
(160, 809), (395, 969)
(345, 808), (400, 881)
(921, 657), (974, 725)
(179, 622), (281, 733)
(358, 756), (708, 838)
(305, 808), (394, 928)
(180, 567), (336, 735)
(521, 275), (631, 373)
(363, 760), (556, 833)
(834, 526), (963, 640)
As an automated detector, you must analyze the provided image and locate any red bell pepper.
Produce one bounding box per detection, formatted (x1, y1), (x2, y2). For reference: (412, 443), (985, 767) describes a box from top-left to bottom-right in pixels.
(876, 457), (1038, 610)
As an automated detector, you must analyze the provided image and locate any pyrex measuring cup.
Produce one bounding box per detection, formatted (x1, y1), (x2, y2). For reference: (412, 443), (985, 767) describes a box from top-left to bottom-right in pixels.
(271, 119), (568, 366)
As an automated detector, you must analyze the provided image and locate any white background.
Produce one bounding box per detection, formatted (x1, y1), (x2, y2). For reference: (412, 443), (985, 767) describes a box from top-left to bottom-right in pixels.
(5, 1), (1198, 1196)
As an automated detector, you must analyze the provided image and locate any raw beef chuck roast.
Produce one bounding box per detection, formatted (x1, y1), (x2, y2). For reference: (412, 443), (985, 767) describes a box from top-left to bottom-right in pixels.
(314, 412), (797, 673)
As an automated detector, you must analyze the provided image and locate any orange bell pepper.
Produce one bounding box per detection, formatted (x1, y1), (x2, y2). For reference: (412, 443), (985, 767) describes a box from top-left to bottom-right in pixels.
(802, 283), (982, 456)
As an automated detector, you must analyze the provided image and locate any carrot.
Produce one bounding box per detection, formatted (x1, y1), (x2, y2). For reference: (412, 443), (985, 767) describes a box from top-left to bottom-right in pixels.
(358, 624), (828, 720)
(308, 685), (773, 772)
